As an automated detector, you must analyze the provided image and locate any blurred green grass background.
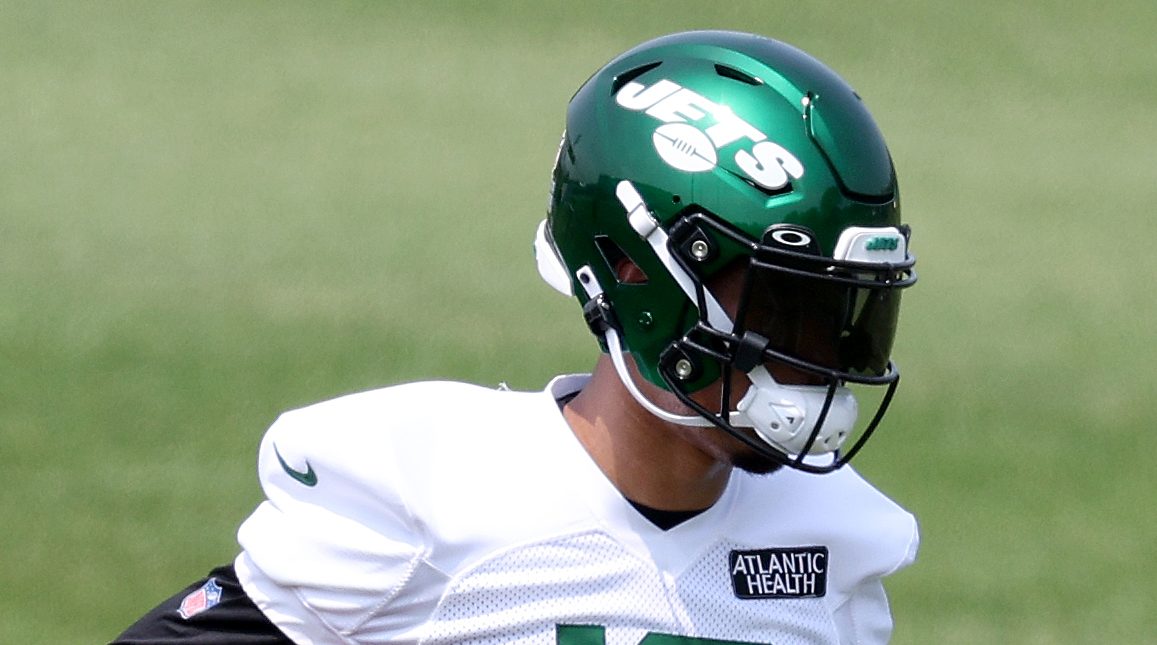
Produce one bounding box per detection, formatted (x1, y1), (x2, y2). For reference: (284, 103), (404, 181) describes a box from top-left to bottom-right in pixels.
(2, 2), (1155, 642)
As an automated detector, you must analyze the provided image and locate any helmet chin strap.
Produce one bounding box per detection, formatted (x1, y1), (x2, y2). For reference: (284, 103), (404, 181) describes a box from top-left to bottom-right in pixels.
(575, 264), (713, 428)
(606, 324), (716, 428)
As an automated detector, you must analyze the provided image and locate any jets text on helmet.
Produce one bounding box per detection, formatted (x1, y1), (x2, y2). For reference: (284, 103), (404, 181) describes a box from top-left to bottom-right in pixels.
(615, 78), (804, 190)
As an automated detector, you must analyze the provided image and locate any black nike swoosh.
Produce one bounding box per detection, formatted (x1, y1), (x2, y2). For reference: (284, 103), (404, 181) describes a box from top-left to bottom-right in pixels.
(273, 444), (317, 487)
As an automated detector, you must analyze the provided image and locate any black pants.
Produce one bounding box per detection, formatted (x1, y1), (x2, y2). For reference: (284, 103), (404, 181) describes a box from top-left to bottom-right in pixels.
(110, 564), (294, 644)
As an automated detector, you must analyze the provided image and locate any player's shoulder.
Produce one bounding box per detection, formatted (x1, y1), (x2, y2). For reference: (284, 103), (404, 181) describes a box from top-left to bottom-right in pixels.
(269, 379), (547, 446)
(256, 377), (584, 510)
(735, 465), (919, 594)
(771, 464), (913, 524)
(279, 379), (517, 422)
(251, 376), (594, 561)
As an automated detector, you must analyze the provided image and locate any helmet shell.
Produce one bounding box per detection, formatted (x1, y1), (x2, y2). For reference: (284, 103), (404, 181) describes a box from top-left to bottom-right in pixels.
(547, 30), (903, 391)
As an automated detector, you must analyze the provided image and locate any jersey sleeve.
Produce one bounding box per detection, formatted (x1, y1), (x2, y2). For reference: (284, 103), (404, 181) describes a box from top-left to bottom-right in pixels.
(233, 391), (446, 644)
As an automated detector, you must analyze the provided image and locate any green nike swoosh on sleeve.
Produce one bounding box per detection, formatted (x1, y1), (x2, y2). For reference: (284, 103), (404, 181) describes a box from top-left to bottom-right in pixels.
(273, 444), (318, 487)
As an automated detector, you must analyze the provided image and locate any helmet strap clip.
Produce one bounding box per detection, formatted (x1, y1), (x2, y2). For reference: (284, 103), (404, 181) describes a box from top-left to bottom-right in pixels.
(732, 330), (770, 373)
(582, 293), (619, 339)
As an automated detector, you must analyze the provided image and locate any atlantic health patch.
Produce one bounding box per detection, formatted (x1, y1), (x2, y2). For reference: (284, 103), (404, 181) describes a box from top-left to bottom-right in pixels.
(729, 547), (828, 599)
(178, 577), (223, 619)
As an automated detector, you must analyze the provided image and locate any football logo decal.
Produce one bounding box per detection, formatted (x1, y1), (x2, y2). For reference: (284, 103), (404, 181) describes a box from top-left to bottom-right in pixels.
(652, 123), (718, 172)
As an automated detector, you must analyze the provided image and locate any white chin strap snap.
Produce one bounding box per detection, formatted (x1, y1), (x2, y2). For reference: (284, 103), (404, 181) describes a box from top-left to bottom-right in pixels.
(735, 365), (858, 455)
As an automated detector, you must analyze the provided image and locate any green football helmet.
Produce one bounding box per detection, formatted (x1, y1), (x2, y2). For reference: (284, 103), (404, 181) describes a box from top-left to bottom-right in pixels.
(534, 30), (916, 473)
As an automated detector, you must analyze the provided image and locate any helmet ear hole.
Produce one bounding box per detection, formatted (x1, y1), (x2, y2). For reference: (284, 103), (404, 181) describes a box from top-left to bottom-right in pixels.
(615, 258), (649, 285)
(595, 236), (649, 284)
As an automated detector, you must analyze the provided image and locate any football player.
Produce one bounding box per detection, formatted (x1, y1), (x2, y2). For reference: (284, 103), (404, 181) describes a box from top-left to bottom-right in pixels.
(112, 30), (919, 644)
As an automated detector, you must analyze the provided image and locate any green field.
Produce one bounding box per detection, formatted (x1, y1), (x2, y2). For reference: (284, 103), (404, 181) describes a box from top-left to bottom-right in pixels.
(3, 2), (1156, 642)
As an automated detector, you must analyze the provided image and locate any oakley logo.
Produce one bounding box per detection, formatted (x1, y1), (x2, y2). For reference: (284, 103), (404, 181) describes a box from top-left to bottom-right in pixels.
(770, 229), (813, 248)
(616, 78), (804, 190)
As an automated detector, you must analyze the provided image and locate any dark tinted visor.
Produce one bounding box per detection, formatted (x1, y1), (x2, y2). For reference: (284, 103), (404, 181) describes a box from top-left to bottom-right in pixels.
(737, 256), (903, 378)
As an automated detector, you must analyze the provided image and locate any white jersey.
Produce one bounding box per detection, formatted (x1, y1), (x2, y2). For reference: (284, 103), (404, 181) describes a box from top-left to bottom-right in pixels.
(235, 375), (918, 645)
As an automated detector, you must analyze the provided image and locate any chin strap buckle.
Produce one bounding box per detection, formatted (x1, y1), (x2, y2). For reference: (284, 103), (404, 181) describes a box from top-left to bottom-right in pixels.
(582, 293), (619, 338)
(575, 265), (620, 340)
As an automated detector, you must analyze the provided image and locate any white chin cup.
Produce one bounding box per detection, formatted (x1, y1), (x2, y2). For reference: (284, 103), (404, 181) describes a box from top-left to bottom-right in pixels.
(735, 366), (858, 456)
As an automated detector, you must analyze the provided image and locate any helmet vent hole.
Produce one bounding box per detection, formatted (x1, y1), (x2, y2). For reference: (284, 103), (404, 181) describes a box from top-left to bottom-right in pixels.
(714, 64), (762, 86)
(611, 61), (663, 94)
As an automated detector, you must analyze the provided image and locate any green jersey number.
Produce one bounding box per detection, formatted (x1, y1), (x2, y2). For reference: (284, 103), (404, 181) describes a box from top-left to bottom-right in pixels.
(557, 625), (764, 645)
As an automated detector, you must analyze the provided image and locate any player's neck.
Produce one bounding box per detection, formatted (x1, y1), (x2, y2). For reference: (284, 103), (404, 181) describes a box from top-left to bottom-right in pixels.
(563, 355), (732, 512)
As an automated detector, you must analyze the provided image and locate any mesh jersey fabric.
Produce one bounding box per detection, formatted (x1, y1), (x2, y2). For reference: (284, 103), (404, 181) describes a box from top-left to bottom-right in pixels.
(234, 375), (918, 644)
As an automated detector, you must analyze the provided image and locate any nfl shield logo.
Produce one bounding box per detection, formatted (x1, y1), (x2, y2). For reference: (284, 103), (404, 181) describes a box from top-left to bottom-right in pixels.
(178, 578), (223, 620)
